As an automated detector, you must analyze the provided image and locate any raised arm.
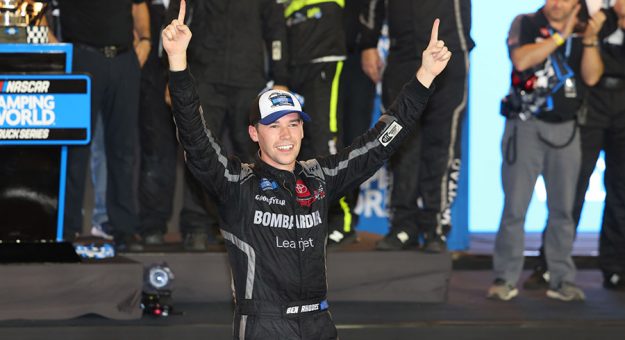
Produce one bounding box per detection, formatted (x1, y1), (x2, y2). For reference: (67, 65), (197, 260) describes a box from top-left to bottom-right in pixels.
(162, 0), (244, 205)
(162, 0), (190, 71)
(579, 10), (606, 86)
(318, 19), (450, 199)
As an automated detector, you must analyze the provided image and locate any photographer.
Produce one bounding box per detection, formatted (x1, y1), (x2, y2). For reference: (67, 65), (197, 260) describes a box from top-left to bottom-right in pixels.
(487, 0), (605, 302)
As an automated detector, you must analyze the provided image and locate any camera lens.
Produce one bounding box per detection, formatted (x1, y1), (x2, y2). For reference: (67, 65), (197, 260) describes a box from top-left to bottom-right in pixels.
(149, 267), (170, 289)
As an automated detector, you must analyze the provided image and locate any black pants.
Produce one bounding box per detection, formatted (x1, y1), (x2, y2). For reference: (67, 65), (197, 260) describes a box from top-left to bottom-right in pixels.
(341, 52), (376, 147)
(340, 52), (377, 229)
(179, 78), (259, 235)
(234, 310), (337, 340)
(138, 52), (177, 236)
(573, 89), (625, 276)
(571, 124), (625, 276)
(64, 46), (140, 238)
(383, 52), (469, 237)
(290, 61), (356, 234)
(538, 85), (625, 277)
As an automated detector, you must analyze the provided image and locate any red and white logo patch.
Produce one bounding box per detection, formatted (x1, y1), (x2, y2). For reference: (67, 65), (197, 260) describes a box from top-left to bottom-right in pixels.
(295, 181), (310, 196)
(295, 180), (315, 207)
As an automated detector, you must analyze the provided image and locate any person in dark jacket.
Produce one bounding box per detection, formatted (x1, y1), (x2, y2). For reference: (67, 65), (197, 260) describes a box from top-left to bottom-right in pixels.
(58, 0), (150, 251)
(162, 2), (450, 338)
(360, 0), (474, 253)
(337, 0), (378, 243)
(137, 0), (178, 246)
(167, 0), (290, 250)
(284, 0), (358, 247)
(582, 0), (625, 292)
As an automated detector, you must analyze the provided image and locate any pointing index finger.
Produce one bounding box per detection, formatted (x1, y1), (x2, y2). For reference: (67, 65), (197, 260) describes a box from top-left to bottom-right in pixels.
(430, 19), (440, 45)
(178, 0), (186, 23)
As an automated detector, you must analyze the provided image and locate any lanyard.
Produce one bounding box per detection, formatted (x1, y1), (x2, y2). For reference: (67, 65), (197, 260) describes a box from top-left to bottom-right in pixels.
(547, 28), (574, 93)
(548, 28), (572, 59)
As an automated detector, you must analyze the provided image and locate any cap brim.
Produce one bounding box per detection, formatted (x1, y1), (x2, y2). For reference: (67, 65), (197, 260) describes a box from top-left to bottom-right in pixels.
(258, 110), (311, 125)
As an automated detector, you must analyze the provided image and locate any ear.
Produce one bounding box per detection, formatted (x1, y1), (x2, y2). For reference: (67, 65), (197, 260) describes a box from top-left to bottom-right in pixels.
(248, 125), (259, 142)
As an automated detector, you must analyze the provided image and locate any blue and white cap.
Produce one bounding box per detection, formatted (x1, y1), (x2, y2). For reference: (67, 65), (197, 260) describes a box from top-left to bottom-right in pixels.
(250, 89), (311, 125)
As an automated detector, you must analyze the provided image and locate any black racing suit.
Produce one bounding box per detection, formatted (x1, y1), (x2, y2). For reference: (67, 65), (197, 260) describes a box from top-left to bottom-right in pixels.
(169, 0), (289, 88)
(169, 68), (431, 339)
(285, 0), (355, 240)
(340, 0), (378, 231)
(360, 0), (474, 241)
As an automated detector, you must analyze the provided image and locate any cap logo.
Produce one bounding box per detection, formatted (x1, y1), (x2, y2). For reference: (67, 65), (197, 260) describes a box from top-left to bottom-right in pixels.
(269, 93), (295, 108)
(254, 89), (310, 125)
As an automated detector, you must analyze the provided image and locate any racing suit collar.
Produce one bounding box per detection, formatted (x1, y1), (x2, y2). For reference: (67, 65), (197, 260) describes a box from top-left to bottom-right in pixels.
(253, 154), (303, 181)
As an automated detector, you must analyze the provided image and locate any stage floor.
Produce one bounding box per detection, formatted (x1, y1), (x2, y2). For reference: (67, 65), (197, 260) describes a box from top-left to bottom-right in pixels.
(2, 231), (619, 339)
(2, 269), (623, 340)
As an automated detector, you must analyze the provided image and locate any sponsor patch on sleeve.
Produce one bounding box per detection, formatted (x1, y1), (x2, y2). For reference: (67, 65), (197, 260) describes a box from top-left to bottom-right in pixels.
(378, 121), (403, 146)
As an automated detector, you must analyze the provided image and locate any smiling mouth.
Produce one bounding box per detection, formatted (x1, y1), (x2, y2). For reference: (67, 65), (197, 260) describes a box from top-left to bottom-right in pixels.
(276, 145), (294, 151)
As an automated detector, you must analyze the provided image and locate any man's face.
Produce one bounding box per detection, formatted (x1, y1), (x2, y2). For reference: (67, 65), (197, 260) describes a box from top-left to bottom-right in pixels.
(544, 0), (579, 23)
(248, 112), (304, 171)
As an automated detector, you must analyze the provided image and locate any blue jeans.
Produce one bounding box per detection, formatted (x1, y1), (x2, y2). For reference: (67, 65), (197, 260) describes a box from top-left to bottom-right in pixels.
(90, 113), (108, 227)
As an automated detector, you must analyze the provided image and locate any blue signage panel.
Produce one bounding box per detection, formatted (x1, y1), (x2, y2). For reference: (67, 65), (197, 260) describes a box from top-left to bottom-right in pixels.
(0, 74), (90, 145)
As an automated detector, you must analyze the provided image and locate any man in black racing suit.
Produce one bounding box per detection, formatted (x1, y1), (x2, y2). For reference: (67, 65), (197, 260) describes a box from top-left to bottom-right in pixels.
(162, 2), (451, 339)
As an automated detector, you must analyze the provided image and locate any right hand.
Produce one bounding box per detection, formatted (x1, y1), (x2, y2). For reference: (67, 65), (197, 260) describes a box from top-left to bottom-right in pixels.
(361, 48), (383, 83)
(416, 19), (451, 88)
(562, 4), (581, 38)
(162, 0), (192, 71)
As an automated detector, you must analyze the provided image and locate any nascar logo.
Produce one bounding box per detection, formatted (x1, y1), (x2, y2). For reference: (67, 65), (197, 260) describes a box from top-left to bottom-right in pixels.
(1, 80), (51, 94)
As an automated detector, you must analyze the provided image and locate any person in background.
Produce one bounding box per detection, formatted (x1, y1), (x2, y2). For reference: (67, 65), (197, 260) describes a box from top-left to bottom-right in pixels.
(284, 0), (358, 247)
(336, 0), (378, 244)
(57, 0), (149, 251)
(166, 0), (290, 251)
(488, 0), (605, 302)
(360, 0), (474, 253)
(135, 0), (178, 246)
(524, 0), (625, 292)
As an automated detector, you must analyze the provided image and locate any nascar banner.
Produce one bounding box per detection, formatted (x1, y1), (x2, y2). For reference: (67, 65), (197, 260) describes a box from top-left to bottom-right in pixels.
(0, 74), (90, 145)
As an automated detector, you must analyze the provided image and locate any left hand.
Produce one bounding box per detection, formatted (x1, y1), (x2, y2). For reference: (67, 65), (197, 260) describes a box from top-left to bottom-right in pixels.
(135, 39), (151, 68)
(583, 10), (607, 43)
(416, 19), (451, 88)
